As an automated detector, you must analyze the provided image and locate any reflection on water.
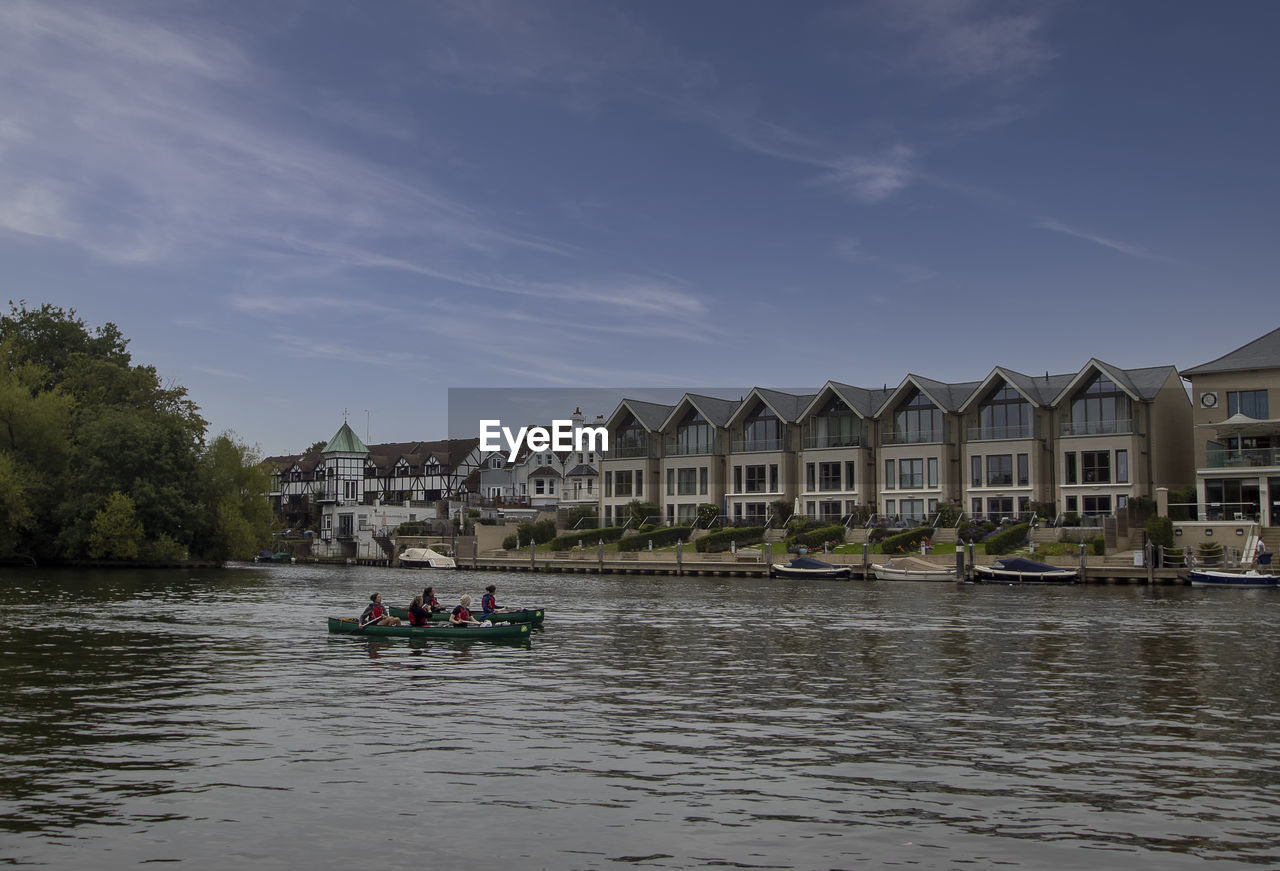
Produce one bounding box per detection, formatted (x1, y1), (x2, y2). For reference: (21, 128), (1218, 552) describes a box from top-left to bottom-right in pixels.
(2, 565), (1280, 869)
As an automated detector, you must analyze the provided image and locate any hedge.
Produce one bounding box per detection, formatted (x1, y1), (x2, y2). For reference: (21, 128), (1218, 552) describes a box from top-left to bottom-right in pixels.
(983, 522), (1029, 555)
(617, 526), (692, 551)
(541, 526), (627, 551)
(786, 524), (847, 551)
(878, 526), (933, 555)
(695, 526), (766, 553)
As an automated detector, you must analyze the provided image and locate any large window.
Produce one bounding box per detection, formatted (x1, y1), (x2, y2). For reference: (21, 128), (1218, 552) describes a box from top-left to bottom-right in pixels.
(1082, 451), (1111, 484)
(1017, 454), (1029, 487)
(614, 470), (633, 497)
(1116, 450), (1128, 484)
(971, 456), (982, 487)
(819, 462), (841, 490)
(677, 468), (698, 496)
(899, 458), (923, 490)
(978, 384), (1032, 439)
(927, 457), (939, 489)
(806, 396), (859, 448)
(1069, 374), (1132, 434)
(1228, 390), (1269, 419)
(614, 413), (649, 458)
(893, 389), (942, 443)
(884, 459), (895, 490)
(1082, 495), (1112, 517)
(987, 455), (1013, 487)
(740, 402), (782, 451)
(674, 409), (714, 455)
(1065, 452), (1078, 485)
(745, 465), (767, 493)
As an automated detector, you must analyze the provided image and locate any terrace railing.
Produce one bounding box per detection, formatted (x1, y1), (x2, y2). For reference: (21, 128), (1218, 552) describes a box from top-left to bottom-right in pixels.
(1059, 418), (1135, 437)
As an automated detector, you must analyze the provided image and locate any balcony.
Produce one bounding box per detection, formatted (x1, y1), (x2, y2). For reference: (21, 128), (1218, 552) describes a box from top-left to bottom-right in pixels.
(606, 442), (656, 459)
(1205, 447), (1280, 468)
(1059, 418), (1135, 437)
(802, 433), (863, 449)
(882, 427), (946, 446)
(731, 437), (784, 453)
(664, 438), (719, 457)
(966, 423), (1034, 441)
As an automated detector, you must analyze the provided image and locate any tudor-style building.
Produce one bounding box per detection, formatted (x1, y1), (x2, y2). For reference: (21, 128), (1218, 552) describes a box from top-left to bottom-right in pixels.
(1184, 327), (1280, 526)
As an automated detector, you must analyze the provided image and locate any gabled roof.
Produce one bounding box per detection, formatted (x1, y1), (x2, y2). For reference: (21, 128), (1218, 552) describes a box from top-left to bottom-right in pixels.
(323, 422), (369, 454)
(726, 387), (818, 426)
(1049, 359), (1177, 405)
(958, 366), (1070, 412)
(1184, 327), (1280, 376)
(659, 393), (741, 431)
(527, 466), (561, 478)
(875, 374), (977, 417)
(606, 398), (676, 432)
(564, 464), (597, 477)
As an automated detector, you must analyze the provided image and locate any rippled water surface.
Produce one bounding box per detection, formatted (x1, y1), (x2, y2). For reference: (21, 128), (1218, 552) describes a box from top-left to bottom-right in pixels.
(3, 564), (1280, 869)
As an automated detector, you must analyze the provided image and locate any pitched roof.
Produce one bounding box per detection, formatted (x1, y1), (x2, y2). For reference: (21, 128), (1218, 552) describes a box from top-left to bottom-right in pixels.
(323, 422), (369, 454)
(618, 399), (676, 431)
(1184, 327), (1280, 375)
(564, 464), (597, 476)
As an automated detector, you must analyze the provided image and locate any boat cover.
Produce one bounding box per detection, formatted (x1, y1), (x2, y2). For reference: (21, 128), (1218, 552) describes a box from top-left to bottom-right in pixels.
(884, 556), (945, 572)
(786, 557), (839, 569)
(992, 558), (1061, 573)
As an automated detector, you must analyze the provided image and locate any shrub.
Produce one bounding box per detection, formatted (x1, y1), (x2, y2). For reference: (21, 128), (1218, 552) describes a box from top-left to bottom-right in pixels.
(1091, 535), (1105, 556)
(617, 526), (692, 551)
(1061, 511), (1080, 527)
(1145, 515), (1174, 549)
(502, 518), (561, 550)
(786, 524), (847, 551)
(695, 525), (766, 553)
(879, 526), (933, 554)
(543, 526), (626, 551)
(983, 523), (1029, 555)
(934, 503), (962, 528)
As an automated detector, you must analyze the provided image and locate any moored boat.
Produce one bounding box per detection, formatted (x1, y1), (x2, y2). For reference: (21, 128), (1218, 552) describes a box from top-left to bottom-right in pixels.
(1187, 569), (1280, 588)
(398, 547), (456, 569)
(387, 606), (545, 625)
(327, 617), (531, 640)
(973, 557), (1078, 584)
(873, 556), (957, 581)
(770, 556), (851, 580)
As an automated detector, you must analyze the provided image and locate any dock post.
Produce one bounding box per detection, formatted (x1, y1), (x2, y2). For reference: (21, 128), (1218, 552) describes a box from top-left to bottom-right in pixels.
(955, 548), (964, 582)
(1079, 542), (1087, 584)
(765, 542), (771, 576)
(677, 539), (684, 577)
(862, 542), (869, 577)
(1145, 539), (1154, 585)
(597, 539), (603, 574)
(530, 541), (536, 572)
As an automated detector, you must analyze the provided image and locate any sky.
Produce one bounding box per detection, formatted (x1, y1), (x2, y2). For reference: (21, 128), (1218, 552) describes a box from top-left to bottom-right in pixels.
(2, 1), (1278, 457)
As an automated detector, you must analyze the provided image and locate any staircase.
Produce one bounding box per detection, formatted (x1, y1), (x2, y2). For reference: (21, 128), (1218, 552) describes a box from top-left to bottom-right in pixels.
(1258, 527), (1280, 564)
(371, 531), (396, 562)
(931, 527), (957, 543)
(764, 528), (788, 543)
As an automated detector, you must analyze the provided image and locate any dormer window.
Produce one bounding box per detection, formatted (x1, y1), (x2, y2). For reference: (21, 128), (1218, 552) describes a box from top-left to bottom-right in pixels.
(807, 396), (858, 448)
(1068, 374), (1131, 435)
(674, 408), (713, 455)
(740, 402), (781, 451)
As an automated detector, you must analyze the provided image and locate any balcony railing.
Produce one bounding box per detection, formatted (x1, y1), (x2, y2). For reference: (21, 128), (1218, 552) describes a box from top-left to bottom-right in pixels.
(1205, 447), (1280, 468)
(882, 427), (947, 446)
(801, 433), (863, 449)
(731, 437), (784, 453)
(1059, 418), (1135, 437)
(605, 443), (656, 459)
(966, 423), (1034, 441)
(663, 438), (719, 456)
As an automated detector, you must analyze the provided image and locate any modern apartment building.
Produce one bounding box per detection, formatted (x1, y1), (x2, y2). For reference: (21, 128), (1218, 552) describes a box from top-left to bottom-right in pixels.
(1184, 327), (1280, 526)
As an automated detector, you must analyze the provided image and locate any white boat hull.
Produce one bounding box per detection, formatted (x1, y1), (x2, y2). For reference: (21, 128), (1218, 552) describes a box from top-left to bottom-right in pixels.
(1188, 570), (1280, 588)
(872, 564), (957, 581)
(399, 547), (456, 569)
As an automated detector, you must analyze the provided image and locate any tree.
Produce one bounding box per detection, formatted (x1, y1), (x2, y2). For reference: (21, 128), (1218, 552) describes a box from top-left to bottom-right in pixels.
(197, 433), (274, 560)
(87, 492), (143, 560)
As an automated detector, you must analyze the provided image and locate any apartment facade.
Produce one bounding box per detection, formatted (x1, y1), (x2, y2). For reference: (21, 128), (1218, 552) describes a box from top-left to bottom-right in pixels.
(1184, 327), (1280, 526)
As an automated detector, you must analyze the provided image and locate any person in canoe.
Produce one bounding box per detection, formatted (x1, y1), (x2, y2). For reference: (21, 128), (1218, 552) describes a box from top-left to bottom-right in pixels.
(422, 586), (444, 614)
(480, 584), (507, 617)
(407, 594), (434, 627)
(450, 595), (481, 627)
(360, 592), (401, 627)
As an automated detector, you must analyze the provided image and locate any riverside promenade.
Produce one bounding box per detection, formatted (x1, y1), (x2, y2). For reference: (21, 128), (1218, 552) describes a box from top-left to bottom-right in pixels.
(441, 543), (1186, 584)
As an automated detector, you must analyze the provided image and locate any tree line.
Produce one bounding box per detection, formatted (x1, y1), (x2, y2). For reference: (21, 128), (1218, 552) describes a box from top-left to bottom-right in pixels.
(0, 302), (272, 563)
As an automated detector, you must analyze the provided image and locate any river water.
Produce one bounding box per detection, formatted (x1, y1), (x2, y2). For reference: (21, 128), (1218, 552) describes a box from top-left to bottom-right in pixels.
(2, 564), (1279, 869)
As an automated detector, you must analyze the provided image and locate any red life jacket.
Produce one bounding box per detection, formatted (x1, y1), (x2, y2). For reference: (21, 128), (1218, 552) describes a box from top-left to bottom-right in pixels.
(481, 594), (496, 612)
(453, 606), (471, 623)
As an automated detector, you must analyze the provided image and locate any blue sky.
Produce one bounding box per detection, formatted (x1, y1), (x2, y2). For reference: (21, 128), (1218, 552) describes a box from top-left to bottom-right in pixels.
(3, 1), (1277, 456)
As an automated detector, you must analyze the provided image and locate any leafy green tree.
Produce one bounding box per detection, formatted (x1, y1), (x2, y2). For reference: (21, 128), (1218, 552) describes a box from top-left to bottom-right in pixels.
(197, 433), (274, 560)
(87, 491), (143, 560)
(0, 452), (34, 557)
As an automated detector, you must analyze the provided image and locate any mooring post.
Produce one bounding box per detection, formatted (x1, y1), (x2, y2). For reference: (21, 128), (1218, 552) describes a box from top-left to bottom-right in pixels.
(676, 539), (683, 577)
(1079, 542), (1087, 584)
(764, 542), (772, 574)
(597, 539), (603, 574)
(955, 547), (964, 581)
(862, 541), (869, 577)
(530, 540), (536, 571)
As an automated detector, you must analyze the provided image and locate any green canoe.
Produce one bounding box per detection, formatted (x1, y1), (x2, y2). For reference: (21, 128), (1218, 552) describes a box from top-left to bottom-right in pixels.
(386, 606), (545, 625)
(327, 617), (531, 640)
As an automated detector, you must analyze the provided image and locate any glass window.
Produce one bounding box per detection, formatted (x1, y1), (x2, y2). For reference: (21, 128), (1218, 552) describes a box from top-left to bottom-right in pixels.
(893, 389), (942, 443)
(678, 468), (698, 496)
(899, 459), (923, 490)
(819, 462), (841, 490)
(979, 383), (1032, 439)
(745, 465), (767, 493)
(699, 467), (708, 495)
(1065, 452), (1077, 485)
(986, 455), (1012, 487)
(1082, 451), (1111, 484)
(769, 464), (778, 492)
(614, 470), (633, 497)
(1017, 454), (1029, 487)
(971, 456), (982, 487)
(807, 395), (859, 448)
(636, 470), (643, 497)
(605, 471), (612, 497)
(1070, 374), (1132, 434)
(1066, 495), (1078, 512)
(1228, 390), (1269, 419)
(971, 497), (982, 516)
(666, 468), (675, 496)
(1116, 450), (1128, 484)
(806, 463), (816, 491)
(733, 465), (742, 494)
(845, 461), (857, 491)
(885, 499), (895, 516)
(928, 457), (938, 489)
(884, 459), (895, 490)
(741, 402), (782, 451)
(675, 408), (713, 455)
